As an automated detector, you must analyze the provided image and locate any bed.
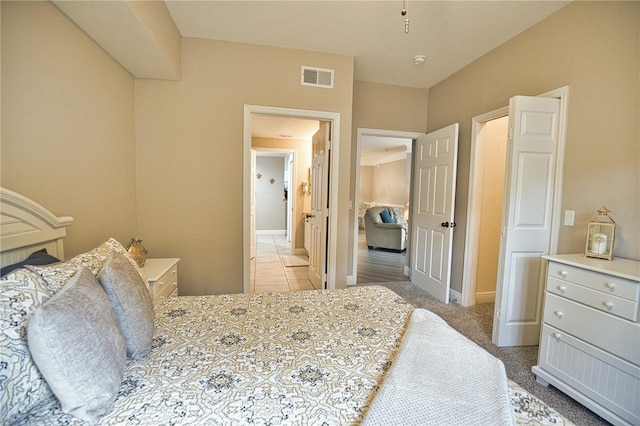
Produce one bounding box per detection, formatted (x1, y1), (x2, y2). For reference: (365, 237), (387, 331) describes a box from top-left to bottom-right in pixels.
(1, 187), (570, 425)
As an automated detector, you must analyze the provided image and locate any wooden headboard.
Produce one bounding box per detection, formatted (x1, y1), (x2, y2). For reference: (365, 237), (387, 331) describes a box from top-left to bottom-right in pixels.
(0, 187), (73, 268)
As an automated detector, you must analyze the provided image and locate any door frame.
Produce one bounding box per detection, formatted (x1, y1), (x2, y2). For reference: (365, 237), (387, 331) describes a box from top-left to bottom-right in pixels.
(460, 86), (569, 307)
(350, 128), (422, 284)
(243, 105), (340, 294)
(253, 148), (296, 241)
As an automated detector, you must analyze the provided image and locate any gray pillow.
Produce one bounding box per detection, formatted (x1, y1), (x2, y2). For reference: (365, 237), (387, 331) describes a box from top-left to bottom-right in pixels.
(27, 268), (126, 423)
(98, 251), (155, 360)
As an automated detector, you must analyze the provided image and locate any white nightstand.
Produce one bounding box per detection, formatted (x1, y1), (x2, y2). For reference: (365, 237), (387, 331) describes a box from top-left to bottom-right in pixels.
(141, 258), (180, 301)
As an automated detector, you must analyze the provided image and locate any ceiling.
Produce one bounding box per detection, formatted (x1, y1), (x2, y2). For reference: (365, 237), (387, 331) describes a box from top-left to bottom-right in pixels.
(164, 1), (568, 159)
(165, 1), (569, 90)
(53, 1), (570, 160)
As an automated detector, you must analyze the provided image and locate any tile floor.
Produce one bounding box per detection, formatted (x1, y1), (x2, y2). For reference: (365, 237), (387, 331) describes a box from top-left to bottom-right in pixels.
(250, 234), (317, 293)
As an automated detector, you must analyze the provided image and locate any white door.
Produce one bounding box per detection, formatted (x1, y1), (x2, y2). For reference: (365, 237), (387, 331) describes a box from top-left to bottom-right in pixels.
(411, 124), (459, 303)
(250, 149), (257, 259)
(309, 122), (330, 289)
(493, 96), (560, 347)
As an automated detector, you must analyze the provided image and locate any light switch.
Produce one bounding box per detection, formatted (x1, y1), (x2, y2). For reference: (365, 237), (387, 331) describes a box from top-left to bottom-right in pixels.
(564, 210), (575, 226)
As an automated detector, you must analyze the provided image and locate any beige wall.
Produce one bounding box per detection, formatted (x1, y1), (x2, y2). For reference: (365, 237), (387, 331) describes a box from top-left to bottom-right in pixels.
(350, 81), (428, 277)
(370, 158), (409, 207)
(428, 1), (640, 293)
(135, 38), (354, 295)
(359, 166), (374, 202)
(252, 137), (312, 252)
(476, 117), (508, 296)
(1, 1), (138, 257)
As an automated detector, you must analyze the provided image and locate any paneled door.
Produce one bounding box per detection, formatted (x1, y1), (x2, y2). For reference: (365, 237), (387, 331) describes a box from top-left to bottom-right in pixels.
(250, 149), (256, 259)
(411, 124), (459, 303)
(309, 122), (330, 289)
(492, 95), (560, 347)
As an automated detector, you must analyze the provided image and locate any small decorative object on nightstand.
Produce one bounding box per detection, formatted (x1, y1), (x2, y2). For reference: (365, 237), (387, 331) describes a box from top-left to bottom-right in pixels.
(126, 237), (148, 267)
(585, 205), (615, 260)
(141, 258), (180, 301)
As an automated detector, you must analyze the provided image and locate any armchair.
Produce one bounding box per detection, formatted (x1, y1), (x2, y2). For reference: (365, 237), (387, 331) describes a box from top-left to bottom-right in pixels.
(364, 206), (408, 252)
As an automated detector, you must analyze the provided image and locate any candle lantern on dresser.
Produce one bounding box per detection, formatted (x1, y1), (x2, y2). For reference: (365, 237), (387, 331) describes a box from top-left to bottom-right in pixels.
(585, 206), (615, 260)
(532, 254), (640, 426)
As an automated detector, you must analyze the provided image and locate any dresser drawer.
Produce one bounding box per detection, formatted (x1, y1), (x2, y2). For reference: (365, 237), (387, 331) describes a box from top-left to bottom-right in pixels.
(153, 265), (178, 298)
(154, 271), (177, 299)
(538, 323), (640, 425)
(142, 258), (180, 301)
(548, 261), (639, 301)
(547, 276), (639, 321)
(543, 293), (640, 364)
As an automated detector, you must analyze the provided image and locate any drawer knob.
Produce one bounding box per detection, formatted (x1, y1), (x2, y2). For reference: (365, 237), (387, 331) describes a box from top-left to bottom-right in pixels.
(559, 270), (568, 278)
(557, 285), (566, 294)
(552, 333), (562, 341)
(554, 310), (564, 319)
(603, 301), (614, 311)
(605, 282), (616, 292)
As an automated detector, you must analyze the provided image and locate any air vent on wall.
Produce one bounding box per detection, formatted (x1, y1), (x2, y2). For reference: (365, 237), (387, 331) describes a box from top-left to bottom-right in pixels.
(301, 66), (334, 88)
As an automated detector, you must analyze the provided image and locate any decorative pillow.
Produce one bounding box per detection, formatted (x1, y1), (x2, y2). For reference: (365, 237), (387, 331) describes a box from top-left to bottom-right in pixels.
(380, 209), (393, 223)
(27, 268), (126, 423)
(0, 269), (57, 424)
(389, 207), (407, 225)
(29, 238), (149, 294)
(1, 249), (60, 277)
(98, 251), (155, 360)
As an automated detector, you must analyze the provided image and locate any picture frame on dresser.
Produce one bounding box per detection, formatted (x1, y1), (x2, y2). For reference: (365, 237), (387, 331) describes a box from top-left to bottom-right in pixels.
(532, 254), (640, 426)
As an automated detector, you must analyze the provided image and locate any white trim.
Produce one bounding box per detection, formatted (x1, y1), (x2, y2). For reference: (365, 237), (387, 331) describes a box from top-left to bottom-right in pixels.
(475, 291), (496, 305)
(460, 86), (569, 307)
(353, 128), (422, 284)
(244, 105), (340, 293)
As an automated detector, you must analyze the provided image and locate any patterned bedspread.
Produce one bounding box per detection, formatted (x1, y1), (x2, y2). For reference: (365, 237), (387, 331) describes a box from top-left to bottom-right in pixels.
(23, 286), (413, 425)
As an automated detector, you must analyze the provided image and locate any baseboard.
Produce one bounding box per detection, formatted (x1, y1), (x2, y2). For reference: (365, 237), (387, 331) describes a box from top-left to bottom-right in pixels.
(293, 248), (308, 256)
(404, 265), (410, 277)
(475, 291), (496, 304)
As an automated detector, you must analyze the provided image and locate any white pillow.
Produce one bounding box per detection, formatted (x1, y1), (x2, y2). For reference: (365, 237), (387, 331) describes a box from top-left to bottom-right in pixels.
(27, 268), (126, 423)
(98, 251), (155, 360)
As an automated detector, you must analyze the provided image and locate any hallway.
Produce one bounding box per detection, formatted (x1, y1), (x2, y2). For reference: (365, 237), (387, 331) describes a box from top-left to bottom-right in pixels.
(250, 234), (317, 293)
(250, 232), (408, 293)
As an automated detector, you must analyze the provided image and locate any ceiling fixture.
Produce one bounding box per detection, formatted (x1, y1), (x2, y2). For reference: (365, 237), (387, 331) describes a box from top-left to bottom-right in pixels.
(401, 0), (409, 33)
(413, 55), (426, 65)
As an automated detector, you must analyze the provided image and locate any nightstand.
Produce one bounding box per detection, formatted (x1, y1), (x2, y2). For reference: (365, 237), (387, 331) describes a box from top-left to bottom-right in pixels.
(141, 258), (180, 301)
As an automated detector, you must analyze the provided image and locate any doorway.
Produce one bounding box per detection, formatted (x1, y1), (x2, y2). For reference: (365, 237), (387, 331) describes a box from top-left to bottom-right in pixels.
(461, 113), (509, 306)
(462, 87), (569, 312)
(351, 128), (422, 284)
(462, 87), (569, 347)
(243, 105), (341, 294)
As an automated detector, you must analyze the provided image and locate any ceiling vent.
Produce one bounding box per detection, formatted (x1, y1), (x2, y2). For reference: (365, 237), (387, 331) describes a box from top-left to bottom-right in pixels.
(301, 66), (334, 89)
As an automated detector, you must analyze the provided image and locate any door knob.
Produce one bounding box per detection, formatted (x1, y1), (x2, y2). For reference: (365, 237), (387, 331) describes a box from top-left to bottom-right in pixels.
(441, 222), (450, 228)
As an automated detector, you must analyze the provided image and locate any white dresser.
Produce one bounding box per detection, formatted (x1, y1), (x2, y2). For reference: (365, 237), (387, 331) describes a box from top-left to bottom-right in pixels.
(141, 258), (180, 301)
(532, 254), (640, 426)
